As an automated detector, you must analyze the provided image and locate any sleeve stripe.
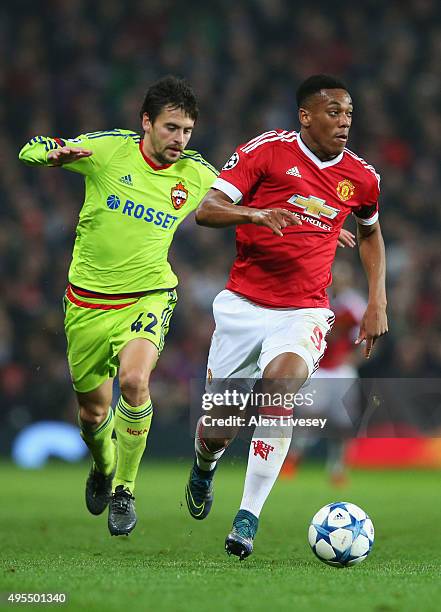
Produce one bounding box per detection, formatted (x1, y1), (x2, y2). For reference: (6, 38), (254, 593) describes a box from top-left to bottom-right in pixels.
(180, 153), (218, 176)
(181, 151), (217, 170)
(88, 132), (126, 139)
(241, 130), (297, 153)
(345, 148), (381, 188)
(84, 130), (140, 140)
(27, 136), (63, 149)
(212, 177), (243, 202)
(84, 129), (121, 137)
(41, 137), (57, 152)
(241, 130), (279, 150)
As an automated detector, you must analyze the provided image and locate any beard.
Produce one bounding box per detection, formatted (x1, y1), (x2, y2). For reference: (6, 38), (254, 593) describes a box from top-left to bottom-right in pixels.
(153, 144), (182, 165)
(163, 150), (182, 163)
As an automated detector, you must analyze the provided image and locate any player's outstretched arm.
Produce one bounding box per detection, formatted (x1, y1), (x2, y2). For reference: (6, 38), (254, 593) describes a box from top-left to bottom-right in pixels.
(195, 188), (302, 237)
(18, 130), (126, 175)
(19, 136), (92, 168)
(355, 221), (388, 358)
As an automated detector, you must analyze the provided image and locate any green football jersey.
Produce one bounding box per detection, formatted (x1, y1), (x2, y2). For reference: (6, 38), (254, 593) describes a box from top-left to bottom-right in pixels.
(19, 129), (217, 293)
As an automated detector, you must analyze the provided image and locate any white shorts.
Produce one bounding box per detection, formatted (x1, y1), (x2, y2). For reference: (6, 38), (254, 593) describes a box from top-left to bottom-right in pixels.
(207, 290), (334, 384)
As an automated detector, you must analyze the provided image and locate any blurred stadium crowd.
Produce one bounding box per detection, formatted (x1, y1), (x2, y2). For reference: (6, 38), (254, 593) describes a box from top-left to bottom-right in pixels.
(1, 0), (441, 452)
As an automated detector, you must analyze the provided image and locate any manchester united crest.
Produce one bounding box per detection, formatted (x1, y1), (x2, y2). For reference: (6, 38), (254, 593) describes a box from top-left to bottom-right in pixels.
(171, 181), (188, 209)
(336, 179), (355, 202)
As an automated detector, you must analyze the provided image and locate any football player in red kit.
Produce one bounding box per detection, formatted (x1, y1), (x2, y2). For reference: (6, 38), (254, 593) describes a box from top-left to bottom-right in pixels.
(185, 74), (388, 559)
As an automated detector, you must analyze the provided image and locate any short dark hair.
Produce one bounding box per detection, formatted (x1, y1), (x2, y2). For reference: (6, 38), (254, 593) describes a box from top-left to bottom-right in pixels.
(296, 74), (349, 108)
(139, 75), (199, 123)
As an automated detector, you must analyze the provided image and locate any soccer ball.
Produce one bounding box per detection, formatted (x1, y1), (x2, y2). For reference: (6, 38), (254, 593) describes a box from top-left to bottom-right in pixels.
(308, 502), (374, 567)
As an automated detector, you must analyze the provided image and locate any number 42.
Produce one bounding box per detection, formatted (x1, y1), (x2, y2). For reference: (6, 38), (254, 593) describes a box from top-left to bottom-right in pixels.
(130, 312), (158, 335)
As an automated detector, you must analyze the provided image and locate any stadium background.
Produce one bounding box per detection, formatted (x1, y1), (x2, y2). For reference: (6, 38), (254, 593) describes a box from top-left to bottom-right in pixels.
(1, 0), (441, 462)
(2, 3), (441, 611)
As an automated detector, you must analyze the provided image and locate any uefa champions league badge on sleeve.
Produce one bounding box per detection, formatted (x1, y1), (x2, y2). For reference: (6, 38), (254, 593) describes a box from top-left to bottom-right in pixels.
(222, 152), (239, 171)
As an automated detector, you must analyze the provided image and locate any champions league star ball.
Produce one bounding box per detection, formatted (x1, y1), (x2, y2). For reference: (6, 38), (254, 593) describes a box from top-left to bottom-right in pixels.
(308, 502), (374, 567)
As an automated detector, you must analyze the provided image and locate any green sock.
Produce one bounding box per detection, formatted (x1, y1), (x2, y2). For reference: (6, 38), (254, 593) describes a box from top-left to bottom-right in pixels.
(79, 407), (116, 476)
(113, 395), (153, 492)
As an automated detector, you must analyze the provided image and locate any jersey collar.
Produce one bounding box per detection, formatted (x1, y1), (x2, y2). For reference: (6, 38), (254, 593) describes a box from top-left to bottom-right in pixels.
(297, 134), (344, 169)
(138, 141), (172, 171)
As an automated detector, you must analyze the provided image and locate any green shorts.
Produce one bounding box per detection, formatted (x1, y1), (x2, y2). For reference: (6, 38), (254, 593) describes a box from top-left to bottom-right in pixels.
(63, 286), (177, 393)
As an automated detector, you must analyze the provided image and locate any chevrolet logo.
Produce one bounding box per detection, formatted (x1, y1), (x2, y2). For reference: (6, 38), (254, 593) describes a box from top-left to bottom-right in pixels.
(288, 194), (340, 219)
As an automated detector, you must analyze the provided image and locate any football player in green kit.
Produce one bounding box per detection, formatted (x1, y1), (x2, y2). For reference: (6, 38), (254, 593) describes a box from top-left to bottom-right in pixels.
(19, 76), (217, 536)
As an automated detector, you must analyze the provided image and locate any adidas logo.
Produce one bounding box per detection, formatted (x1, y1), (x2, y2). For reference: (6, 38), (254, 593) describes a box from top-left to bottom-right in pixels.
(286, 166), (302, 178)
(334, 512), (345, 520)
(119, 174), (133, 186)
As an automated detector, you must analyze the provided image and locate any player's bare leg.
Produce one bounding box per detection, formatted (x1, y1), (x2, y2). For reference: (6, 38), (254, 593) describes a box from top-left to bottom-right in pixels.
(226, 353), (308, 559)
(77, 379), (117, 516)
(108, 338), (158, 536)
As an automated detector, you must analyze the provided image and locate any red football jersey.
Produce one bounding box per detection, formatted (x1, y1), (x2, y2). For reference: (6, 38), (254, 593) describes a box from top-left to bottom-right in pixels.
(213, 130), (380, 308)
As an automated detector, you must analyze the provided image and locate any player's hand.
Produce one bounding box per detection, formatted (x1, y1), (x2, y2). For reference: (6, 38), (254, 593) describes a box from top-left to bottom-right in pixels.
(337, 228), (356, 248)
(47, 147), (93, 166)
(249, 208), (302, 237)
(355, 303), (388, 359)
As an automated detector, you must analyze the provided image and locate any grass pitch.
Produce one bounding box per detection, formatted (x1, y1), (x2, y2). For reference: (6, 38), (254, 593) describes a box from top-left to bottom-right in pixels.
(0, 460), (440, 612)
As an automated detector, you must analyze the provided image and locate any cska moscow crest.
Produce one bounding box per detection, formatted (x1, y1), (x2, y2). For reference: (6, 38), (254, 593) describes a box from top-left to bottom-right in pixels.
(171, 181), (188, 209)
(336, 179), (355, 202)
